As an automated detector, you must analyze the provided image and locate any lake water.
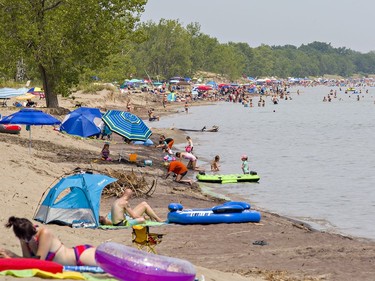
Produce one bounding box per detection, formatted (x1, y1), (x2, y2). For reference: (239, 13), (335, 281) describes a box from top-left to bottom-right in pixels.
(148, 85), (375, 241)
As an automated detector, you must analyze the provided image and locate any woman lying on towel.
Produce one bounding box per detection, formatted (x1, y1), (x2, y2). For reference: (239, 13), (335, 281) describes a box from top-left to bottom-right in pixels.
(1, 216), (97, 266)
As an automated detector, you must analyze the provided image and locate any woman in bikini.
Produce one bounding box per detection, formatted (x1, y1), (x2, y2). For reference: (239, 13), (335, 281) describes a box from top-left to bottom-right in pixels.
(2, 216), (97, 266)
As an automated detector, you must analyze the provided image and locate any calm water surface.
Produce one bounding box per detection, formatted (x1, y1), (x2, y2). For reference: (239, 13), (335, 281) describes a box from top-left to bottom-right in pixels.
(148, 85), (375, 240)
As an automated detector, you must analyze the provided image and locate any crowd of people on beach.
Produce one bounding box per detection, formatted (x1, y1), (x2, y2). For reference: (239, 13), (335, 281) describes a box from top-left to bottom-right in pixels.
(6, 78), (374, 270)
(1, 83), (370, 275)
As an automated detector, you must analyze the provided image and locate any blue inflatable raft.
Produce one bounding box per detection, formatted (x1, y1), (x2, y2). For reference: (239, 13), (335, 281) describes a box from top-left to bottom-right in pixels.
(167, 201), (261, 224)
(133, 139), (154, 146)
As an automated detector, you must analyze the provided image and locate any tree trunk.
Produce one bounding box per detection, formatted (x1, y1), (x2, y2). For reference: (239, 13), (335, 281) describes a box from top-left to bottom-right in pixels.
(39, 64), (59, 108)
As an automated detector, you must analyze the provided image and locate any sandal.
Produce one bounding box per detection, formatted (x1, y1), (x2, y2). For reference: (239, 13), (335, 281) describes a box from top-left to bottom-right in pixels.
(253, 240), (268, 246)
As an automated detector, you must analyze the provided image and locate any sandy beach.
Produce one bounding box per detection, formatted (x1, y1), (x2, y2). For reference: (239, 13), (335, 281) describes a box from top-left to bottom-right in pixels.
(1, 90), (375, 281)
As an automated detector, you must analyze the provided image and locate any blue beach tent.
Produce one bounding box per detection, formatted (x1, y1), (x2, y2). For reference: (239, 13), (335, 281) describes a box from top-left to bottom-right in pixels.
(34, 173), (117, 227)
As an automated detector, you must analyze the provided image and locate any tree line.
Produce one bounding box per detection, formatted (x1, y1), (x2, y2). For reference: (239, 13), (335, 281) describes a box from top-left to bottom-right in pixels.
(1, 1), (374, 108)
(120, 19), (375, 81)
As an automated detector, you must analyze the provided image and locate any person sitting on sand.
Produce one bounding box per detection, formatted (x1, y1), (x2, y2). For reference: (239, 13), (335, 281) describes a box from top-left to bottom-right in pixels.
(101, 143), (112, 161)
(26, 99), (37, 107)
(148, 109), (160, 121)
(211, 155), (220, 172)
(0, 216), (97, 266)
(165, 160), (192, 185)
(99, 189), (163, 226)
(175, 151), (201, 171)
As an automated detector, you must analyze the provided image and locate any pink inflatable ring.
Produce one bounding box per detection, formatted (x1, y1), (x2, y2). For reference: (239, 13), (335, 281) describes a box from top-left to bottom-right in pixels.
(95, 242), (196, 281)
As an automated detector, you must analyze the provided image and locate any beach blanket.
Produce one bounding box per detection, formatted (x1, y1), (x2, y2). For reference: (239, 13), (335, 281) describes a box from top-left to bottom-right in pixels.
(98, 221), (166, 230)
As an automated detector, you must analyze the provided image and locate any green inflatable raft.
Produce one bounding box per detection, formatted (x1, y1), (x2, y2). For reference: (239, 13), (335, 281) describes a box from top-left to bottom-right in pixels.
(196, 173), (260, 184)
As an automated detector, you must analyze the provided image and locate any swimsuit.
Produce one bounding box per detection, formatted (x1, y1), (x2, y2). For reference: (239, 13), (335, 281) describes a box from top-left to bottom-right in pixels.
(45, 243), (63, 261)
(113, 217), (139, 227)
(25, 234), (63, 261)
(113, 219), (129, 226)
(73, 244), (93, 266)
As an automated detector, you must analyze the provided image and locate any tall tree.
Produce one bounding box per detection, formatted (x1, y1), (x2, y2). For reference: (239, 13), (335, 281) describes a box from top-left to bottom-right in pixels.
(133, 19), (193, 79)
(0, 0), (146, 107)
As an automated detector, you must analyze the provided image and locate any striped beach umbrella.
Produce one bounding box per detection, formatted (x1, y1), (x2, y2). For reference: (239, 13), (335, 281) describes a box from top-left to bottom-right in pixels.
(102, 110), (152, 141)
(27, 87), (45, 98)
(27, 87), (43, 93)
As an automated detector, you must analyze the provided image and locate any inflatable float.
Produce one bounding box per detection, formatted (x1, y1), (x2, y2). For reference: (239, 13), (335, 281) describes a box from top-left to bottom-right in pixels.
(95, 242), (196, 281)
(167, 202), (261, 224)
(0, 124), (21, 134)
(133, 139), (154, 146)
(0, 258), (63, 273)
(196, 173), (260, 183)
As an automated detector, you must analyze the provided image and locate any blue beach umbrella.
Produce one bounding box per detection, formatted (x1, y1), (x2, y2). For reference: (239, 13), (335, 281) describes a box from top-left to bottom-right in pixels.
(0, 108), (61, 153)
(0, 87), (28, 98)
(60, 107), (103, 138)
(102, 110), (152, 141)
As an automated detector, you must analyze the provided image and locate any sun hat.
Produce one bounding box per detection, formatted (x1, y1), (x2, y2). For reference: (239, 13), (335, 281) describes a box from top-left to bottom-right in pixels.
(241, 154), (248, 160)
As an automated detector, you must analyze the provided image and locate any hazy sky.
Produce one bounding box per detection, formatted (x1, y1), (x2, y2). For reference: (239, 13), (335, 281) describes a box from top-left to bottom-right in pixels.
(141, 0), (375, 53)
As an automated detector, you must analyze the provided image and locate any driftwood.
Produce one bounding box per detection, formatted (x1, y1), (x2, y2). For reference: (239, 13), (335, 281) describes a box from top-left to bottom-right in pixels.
(102, 168), (157, 198)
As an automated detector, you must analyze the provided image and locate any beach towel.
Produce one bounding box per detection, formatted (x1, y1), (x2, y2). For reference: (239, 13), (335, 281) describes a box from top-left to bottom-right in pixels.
(0, 269), (85, 280)
(98, 221), (166, 230)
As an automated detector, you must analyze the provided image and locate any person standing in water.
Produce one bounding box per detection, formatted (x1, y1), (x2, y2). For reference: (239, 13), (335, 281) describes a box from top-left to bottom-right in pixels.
(211, 155), (220, 172)
(185, 136), (193, 153)
(184, 101), (189, 114)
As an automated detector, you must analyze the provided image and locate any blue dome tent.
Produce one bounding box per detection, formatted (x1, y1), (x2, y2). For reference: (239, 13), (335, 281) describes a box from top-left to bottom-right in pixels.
(34, 172), (117, 227)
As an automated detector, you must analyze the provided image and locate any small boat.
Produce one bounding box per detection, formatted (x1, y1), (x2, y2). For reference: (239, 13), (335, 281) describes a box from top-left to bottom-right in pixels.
(196, 172), (260, 183)
(0, 124), (21, 134)
(178, 125), (219, 132)
(167, 201), (261, 224)
(346, 88), (356, 91)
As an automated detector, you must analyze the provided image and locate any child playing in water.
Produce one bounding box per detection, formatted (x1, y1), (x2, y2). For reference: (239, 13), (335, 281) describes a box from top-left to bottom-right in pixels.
(211, 155), (220, 172)
(185, 136), (193, 153)
(241, 154), (249, 174)
(101, 143), (112, 161)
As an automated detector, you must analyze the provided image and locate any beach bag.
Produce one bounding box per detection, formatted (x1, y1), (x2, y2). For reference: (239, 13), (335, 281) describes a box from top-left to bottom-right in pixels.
(185, 145), (192, 153)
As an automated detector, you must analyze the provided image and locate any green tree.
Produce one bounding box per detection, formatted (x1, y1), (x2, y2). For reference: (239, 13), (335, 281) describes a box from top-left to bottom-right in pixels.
(250, 45), (275, 77)
(229, 42), (254, 77)
(132, 19), (192, 79)
(186, 22), (220, 73)
(210, 44), (244, 80)
(0, 0), (146, 107)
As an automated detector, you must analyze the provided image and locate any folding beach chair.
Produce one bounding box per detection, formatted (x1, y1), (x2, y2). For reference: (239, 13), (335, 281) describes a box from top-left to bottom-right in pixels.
(132, 225), (164, 254)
